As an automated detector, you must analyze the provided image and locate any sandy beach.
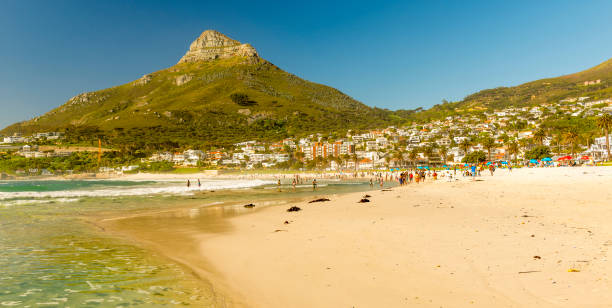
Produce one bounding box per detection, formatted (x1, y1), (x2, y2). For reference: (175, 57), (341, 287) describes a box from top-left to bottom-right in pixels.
(101, 167), (612, 307)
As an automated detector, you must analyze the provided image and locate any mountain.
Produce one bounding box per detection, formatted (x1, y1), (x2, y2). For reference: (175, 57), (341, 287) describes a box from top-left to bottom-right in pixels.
(412, 57), (612, 121)
(2, 30), (401, 148)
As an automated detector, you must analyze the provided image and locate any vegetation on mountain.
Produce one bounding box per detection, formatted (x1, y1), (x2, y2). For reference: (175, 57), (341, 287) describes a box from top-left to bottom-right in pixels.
(411, 58), (612, 121)
(2, 30), (612, 164)
(1, 31), (408, 149)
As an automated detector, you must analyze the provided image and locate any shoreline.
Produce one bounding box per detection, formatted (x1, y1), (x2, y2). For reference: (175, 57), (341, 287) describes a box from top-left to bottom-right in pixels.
(95, 191), (349, 307)
(99, 167), (612, 307)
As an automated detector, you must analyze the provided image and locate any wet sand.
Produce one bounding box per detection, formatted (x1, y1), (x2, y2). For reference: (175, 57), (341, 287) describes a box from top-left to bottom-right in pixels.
(101, 167), (612, 307)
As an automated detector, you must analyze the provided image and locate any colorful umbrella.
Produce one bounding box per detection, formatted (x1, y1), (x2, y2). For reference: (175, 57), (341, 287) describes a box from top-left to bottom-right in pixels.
(542, 157), (552, 162)
(580, 155), (590, 160)
(529, 159), (539, 164)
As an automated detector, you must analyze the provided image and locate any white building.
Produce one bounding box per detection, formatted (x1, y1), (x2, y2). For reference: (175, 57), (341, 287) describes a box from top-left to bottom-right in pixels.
(3, 136), (25, 144)
(588, 136), (611, 160)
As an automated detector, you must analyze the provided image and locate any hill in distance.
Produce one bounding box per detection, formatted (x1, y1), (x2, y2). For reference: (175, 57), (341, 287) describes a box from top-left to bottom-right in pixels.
(2, 30), (402, 148)
(416, 57), (612, 120)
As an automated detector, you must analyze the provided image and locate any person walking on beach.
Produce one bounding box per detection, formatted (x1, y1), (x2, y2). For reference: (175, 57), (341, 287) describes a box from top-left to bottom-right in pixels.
(470, 165), (477, 181)
(369, 178), (374, 188)
(312, 179), (317, 191)
(292, 178), (297, 190)
(198, 179), (201, 188)
(379, 177), (384, 189)
(277, 179), (282, 192)
(187, 179), (191, 188)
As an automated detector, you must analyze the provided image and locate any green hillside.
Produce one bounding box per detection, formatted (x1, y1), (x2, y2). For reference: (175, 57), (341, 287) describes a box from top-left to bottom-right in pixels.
(412, 57), (612, 121)
(2, 31), (403, 149)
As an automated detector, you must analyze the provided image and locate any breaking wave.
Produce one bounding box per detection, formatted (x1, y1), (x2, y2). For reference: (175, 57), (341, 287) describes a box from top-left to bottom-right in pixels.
(0, 179), (273, 203)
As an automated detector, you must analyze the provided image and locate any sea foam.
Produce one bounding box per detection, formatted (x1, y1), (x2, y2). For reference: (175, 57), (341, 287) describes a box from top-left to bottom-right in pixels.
(0, 179), (272, 202)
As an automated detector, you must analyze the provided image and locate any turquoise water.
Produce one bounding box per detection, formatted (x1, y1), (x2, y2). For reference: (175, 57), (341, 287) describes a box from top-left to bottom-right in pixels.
(0, 178), (381, 307)
(0, 180), (156, 192)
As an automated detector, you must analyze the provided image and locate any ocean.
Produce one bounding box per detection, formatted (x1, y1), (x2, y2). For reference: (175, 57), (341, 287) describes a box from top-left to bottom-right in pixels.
(0, 178), (378, 307)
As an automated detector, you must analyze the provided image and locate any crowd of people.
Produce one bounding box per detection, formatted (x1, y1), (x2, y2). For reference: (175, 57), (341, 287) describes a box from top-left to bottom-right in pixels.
(223, 162), (517, 192)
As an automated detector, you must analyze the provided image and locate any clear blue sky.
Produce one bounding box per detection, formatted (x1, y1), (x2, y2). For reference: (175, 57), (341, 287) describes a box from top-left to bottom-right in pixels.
(2, 0), (612, 129)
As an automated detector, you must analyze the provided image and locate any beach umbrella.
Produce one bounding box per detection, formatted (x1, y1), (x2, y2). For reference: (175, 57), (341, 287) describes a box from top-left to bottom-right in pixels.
(501, 161), (508, 164)
(580, 155), (590, 160)
(542, 157), (552, 162)
(529, 159), (539, 164)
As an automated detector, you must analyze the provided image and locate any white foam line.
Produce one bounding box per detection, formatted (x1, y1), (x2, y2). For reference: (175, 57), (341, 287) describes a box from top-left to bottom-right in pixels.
(0, 179), (273, 200)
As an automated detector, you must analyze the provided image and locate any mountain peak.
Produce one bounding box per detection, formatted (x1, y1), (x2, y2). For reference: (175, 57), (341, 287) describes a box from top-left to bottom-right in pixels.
(178, 30), (258, 63)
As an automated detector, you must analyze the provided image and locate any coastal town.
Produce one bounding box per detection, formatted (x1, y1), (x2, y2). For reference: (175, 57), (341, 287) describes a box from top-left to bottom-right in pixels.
(2, 97), (611, 175)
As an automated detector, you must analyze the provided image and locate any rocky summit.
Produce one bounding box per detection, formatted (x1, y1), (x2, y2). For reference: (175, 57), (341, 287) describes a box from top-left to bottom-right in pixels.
(1, 30), (397, 147)
(178, 30), (258, 63)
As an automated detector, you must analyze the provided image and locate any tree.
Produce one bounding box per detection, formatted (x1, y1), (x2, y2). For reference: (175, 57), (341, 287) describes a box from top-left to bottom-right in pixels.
(506, 141), (520, 163)
(481, 137), (497, 161)
(294, 151), (305, 162)
(459, 138), (472, 155)
(333, 156), (343, 170)
(596, 113), (612, 161)
(408, 148), (419, 167)
(582, 131), (596, 151)
(524, 146), (551, 160)
(438, 146), (449, 164)
(563, 129), (580, 157)
(423, 146), (434, 165)
(551, 133), (563, 154)
(462, 151), (486, 164)
(393, 149), (404, 167)
(533, 128), (546, 145)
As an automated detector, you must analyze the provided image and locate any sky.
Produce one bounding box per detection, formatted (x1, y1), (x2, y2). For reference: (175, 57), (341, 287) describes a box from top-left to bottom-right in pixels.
(1, 0), (612, 129)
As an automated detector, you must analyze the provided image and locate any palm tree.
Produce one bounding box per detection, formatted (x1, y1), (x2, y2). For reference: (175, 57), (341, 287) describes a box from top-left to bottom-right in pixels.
(342, 154), (351, 168)
(551, 133), (563, 155)
(582, 131), (596, 151)
(506, 141), (520, 163)
(351, 153), (359, 171)
(533, 128), (546, 146)
(459, 138), (472, 155)
(393, 149), (404, 168)
(596, 113), (612, 161)
(423, 146), (434, 165)
(563, 129), (580, 157)
(519, 138), (530, 154)
(384, 155), (392, 168)
(481, 137), (497, 161)
(408, 148), (419, 167)
(334, 156), (343, 170)
(438, 146), (449, 164)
